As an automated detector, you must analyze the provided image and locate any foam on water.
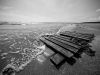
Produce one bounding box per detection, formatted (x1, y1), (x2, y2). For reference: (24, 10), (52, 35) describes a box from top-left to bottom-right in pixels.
(57, 24), (77, 34)
(1, 45), (46, 74)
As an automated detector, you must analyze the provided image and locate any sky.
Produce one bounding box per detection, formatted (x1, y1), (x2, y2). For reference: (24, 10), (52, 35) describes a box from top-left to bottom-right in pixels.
(0, 0), (100, 22)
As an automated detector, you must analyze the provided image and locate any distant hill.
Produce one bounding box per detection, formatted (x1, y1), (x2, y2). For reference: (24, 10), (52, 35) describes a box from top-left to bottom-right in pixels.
(0, 21), (22, 25)
(82, 22), (100, 24)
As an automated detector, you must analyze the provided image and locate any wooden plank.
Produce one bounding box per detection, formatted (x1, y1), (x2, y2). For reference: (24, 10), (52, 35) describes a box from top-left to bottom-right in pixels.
(50, 35), (81, 49)
(60, 31), (94, 42)
(60, 33), (90, 42)
(50, 56), (76, 69)
(51, 35), (82, 46)
(40, 37), (73, 57)
(60, 31), (93, 37)
(44, 37), (78, 53)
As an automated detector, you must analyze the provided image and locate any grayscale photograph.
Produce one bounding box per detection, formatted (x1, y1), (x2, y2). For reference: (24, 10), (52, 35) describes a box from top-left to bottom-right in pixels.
(0, 0), (100, 75)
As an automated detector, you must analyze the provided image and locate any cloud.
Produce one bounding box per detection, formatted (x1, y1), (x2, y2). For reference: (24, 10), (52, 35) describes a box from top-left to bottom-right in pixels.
(0, 0), (99, 22)
(96, 9), (100, 12)
(79, 15), (100, 22)
(0, 11), (60, 22)
(0, 5), (13, 10)
(86, 17), (100, 21)
(0, 12), (35, 22)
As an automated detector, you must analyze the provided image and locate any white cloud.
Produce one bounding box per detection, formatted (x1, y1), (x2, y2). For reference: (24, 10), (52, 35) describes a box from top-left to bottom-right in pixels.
(87, 17), (100, 21)
(0, 5), (13, 10)
(96, 9), (100, 12)
(0, 0), (99, 22)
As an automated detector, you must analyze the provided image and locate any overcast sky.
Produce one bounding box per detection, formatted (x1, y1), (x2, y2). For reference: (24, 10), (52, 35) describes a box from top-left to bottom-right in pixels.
(0, 0), (100, 22)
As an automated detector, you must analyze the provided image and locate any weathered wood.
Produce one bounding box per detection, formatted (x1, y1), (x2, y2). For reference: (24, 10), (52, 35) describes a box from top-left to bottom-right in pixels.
(40, 37), (73, 57)
(53, 35), (87, 46)
(39, 31), (95, 69)
(50, 56), (75, 69)
(51, 35), (79, 45)
(49, 35), (81, 49)
(40, 37), (76, 69)
(41, 35), (91, 58)
(60, 31), (94, 38)
(60, 31), (94, 42)
(44, 37), (79, 53)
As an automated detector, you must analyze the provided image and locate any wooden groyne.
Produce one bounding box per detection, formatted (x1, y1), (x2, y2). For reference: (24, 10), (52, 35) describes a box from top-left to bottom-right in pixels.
(39, 31), (95, 69)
